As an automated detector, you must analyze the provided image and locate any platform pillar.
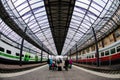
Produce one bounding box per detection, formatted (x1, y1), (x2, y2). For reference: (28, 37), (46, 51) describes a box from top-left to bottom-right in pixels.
(92, 27), (99, 67)
(76, 44), (78, 63)
(47, 53), (49, 59)
(70, 49), (71, 59)
(20, 27), (27, 66)
(41, 44), (43, 62)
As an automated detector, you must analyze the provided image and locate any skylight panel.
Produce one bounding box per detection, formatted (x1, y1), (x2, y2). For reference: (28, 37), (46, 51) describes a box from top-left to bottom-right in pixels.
(31, 3), (44, 10)
(41, 26), (49, 30)
(19, 7), (30, 16)
(88, 13), (97, 20)
(74, 7), (86, 14)
(81, 23), (90, 29)
(34, 8), (45, 14)
(38, 19), (48, 24)
(72, 15), (82, 21)
(13, 0), (26, 7)
(77, 0), (90, 4)
(91, 3), (103, 12)
(74, 9), (85, 17)
(44, 30), (51, 35)
(29, 0), (42, 4)
(76, 1), (89, 9)
(16, 2), (28, 11)
(89, 7), (100, 16)
(30, 23), (38, 28)
(22, 14), (32, 21)
(78, 27), (87, 33)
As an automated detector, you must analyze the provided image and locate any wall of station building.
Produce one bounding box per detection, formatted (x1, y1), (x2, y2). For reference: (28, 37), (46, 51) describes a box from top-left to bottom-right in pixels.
(71, 27), (120, 60)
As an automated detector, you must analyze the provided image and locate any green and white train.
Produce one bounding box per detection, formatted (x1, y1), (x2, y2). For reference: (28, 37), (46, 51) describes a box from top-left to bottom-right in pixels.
(0, 40), (46, 64)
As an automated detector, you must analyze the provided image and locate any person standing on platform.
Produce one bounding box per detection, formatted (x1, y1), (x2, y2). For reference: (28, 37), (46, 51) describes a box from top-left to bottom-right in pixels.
(64, 58), (69, 71)
(69, 59), (72, 69)
(47, 58), (50, 70)
(48, 58), (53, 70)
(57, 58), (62, 71)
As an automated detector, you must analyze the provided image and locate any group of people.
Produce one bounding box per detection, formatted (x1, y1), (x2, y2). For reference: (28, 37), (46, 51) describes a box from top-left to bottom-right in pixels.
(47, 58), (72, 71)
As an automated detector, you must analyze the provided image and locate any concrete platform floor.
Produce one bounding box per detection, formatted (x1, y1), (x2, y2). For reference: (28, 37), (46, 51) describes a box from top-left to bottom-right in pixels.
(0, 65), (120, 80)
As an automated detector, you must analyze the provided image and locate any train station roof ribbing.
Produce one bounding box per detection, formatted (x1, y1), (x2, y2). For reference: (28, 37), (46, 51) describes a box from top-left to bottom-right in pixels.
(0, 0), (120, 55)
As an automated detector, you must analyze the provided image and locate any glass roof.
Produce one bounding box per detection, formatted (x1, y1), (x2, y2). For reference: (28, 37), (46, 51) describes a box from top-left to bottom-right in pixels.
(0, 17), (42, 53)
(1, 0), (57, 55)
(0, 18), (21, 44)
(62, 0), (119, 55)
(0, 0), (119, 55)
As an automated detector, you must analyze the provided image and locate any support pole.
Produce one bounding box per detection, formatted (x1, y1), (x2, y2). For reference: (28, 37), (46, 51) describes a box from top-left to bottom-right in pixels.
(41, 44), (43, 62)
(113, 32), (117, 42)
(76, 44), (78, 63)
(67, 52), (68, 59)
(20, 27), (27, 66)
(47, 53), (49, 59)
(70, 49), (71, 59)
(92, 27), (99, 67)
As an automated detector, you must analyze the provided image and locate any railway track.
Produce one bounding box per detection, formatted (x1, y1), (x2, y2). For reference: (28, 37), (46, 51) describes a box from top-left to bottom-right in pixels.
(73, 63), (120, 74)
(0, 62), (47, 73)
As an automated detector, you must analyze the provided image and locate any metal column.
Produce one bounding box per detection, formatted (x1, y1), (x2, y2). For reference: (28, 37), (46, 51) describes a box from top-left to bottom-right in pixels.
(47, 53), (49, 59)
(67, 52), (68, 59)
(92, 27), (99, 67)
(41, 45), (43, 62)
(76, 44), (78, 63)
(70, 49), (71, 59)
(113, 32), (117, 42)
(20, 27), (27, 66)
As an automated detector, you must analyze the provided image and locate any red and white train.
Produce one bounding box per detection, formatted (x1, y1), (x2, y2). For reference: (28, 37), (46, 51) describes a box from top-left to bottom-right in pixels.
(73, 40), (120, 65)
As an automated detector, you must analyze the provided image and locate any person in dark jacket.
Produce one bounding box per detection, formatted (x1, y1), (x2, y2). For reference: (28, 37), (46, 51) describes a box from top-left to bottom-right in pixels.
(64, 58), (69, 71)
(57, 58), (62, 71)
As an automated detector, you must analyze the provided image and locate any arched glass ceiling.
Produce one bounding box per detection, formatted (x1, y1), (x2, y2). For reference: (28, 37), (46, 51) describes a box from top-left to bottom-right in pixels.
(0, 18), (21, 44)
(1, 0), (57, 55)
(0, 0), (119, 56)
(62, 0), (120, 55)
(0, 18), (42, 53)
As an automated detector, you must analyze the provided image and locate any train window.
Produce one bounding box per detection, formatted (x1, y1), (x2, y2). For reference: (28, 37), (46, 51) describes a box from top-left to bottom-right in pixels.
(105, 51), (109, 55)
(16, 53), (19, 56)
(101, 52), (104, 56)
(87, 56), (88, 58)
(6, 50), (11, 54)
(16, 53), (24, 57)
(110, 48), (115, 54)
(117, 46), (120, 52)
(22, 54), (24, 57)
(92, 55), (94, 58)
(89, 56), (91, 58)
(0, 47), (4, 52)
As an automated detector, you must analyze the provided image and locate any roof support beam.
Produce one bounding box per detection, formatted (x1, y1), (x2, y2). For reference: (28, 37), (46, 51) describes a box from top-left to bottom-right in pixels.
(44, 0), (76, 55)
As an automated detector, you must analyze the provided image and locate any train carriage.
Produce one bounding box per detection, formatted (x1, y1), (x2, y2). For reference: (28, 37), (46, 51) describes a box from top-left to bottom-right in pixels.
(0, 40), (43, 64)
(75, 40), (120, 65)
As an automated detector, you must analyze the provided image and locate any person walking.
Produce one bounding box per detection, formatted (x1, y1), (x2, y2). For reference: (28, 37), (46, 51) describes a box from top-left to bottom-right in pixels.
(64, 58), (69, 71)
(57, 58), (62, 71)
(49, 58), (53, 70)
(69, 59), (72, 69)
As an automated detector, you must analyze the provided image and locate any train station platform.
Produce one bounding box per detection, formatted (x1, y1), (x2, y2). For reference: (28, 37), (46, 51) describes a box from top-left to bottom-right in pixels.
(0, 63), (46, 73)
(0, 64), (120, 80)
